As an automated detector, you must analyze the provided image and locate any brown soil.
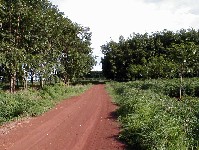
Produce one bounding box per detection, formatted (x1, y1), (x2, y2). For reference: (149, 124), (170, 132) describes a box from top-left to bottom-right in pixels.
(0, 85), (126, 150)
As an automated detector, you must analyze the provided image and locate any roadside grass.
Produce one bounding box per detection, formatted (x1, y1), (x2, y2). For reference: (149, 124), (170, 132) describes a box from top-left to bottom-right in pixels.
(126, 78), (199, 98)
(107, 79), (199, 150)
(0, 83), (91, 125)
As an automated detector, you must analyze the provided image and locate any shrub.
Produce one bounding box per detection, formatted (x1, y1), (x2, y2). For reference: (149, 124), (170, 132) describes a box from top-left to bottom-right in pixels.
(0, 84), (90, 125)
(107, 80), (199, 149)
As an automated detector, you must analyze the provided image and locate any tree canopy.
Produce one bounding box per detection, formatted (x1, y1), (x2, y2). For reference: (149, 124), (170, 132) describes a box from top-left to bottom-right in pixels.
(0, 0), (96, 92)
(101, 29), (199, 81)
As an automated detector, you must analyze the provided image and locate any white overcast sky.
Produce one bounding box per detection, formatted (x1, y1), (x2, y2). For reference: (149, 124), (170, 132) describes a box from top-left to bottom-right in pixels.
(49, 0), (199, 71)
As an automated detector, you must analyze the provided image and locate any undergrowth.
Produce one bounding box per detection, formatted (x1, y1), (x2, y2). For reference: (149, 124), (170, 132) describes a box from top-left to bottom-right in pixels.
(0, 83), (91, 125)
(107, 79), (199, 150)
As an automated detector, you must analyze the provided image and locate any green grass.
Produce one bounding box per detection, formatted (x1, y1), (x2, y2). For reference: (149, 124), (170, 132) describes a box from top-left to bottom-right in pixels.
(0, 83), (91, 125)
(126, 78), (199, 98)
(107, 79), (199, 150)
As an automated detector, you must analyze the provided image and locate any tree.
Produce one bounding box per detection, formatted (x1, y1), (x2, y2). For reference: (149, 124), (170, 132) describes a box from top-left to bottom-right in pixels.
(59, 25), (95, 84)
(168, 42), (198, 99)
(0, 0), (28, 92)
(0, 0), (95, 91)
(101, 29), (199, 81)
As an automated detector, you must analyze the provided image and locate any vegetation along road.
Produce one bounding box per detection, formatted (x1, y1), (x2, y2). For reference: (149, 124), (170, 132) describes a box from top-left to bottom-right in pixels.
(0, 85), (126, 150)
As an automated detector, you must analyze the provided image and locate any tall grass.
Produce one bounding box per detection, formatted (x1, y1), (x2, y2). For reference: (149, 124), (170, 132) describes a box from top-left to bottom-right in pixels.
(0, 83), (91, 125)
(107, 79), (199, 150)
(127, 78), (199, 98)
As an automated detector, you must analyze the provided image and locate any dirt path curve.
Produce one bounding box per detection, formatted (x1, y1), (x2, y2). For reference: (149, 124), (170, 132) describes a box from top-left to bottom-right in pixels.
(0, 85), (126, 150)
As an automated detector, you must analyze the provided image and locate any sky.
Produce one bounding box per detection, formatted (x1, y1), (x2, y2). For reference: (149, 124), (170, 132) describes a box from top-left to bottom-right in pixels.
(49, 0), (199, 71)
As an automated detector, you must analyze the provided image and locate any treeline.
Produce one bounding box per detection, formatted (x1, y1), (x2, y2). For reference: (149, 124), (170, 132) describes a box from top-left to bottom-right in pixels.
(101, 29), (199, 81)
(0, 0), (95, 92)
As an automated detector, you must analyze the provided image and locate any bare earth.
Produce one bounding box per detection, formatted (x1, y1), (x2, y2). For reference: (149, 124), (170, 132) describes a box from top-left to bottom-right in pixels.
(0, 85), (126, 150)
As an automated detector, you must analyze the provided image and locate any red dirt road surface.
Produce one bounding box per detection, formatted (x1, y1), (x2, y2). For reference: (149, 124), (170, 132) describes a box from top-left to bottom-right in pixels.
(0, 85), (126, 150)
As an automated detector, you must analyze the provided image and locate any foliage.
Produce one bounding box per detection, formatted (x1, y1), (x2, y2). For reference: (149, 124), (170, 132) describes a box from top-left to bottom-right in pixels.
(0, 84), (90, 125)
(101, 29), (199, 81)
(107, 79), (199, 149)
(0, 0), (95, 92)
(126, 78), (199, 98)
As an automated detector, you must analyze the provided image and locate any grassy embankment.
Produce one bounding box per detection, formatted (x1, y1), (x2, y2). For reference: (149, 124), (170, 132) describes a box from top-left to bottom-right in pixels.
(107, 78), (199, 150)
(0, 83), (91, 125)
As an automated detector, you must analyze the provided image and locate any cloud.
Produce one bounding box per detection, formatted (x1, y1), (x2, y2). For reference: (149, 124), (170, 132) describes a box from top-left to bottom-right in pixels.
(142, 0), (164, 3)
(189, 6), (199, 15)
(49, 0), (199, 70)
(142, 0), (199, 15)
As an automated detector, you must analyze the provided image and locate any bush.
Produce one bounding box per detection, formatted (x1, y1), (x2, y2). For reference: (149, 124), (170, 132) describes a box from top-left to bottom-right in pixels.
(107, 79), (199, 149)
(0, 84), (90, 125)
(125, 78), (199, 98)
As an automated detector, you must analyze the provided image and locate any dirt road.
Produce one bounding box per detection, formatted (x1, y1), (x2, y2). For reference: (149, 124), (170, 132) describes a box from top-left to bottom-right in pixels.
(0, 85), (126, 150)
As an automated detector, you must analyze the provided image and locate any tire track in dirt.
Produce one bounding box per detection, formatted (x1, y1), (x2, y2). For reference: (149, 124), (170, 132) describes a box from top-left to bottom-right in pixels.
(0, 85), (126, 150)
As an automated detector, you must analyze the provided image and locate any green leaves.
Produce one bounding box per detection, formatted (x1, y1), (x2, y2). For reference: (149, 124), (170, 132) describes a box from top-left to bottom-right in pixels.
(0, 83), (90, 124)
(107, 80), (199, 149)
(0, 0), (95, 90)
(102, 29), (199, 81)
(59, 25), (95, 83)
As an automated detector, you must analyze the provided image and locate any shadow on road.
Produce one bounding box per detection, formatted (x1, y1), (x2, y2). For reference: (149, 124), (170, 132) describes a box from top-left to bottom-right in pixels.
(106, 104), (135, 150)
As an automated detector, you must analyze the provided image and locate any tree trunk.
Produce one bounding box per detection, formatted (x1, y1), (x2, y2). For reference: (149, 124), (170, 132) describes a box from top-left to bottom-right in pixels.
(54, 75), (58, 84)
(180, 74), (182, 100)
(30, 70), (34, 86)
(64, 75), (68, 86)
(16, 79), (19, 88)
(24, 71), (28, 90)
(31, 76), (34, 86)
(40, 76), (43, 88)
(10, 72), (16, 93)
(10, 75), (14, 93)
(24, 76), (28, 90)
(179, 64), (183, 100)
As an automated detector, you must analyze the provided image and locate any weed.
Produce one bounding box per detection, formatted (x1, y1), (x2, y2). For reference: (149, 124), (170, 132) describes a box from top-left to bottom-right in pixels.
(107, 79), (199, 149)
(0, 84), (90, 125)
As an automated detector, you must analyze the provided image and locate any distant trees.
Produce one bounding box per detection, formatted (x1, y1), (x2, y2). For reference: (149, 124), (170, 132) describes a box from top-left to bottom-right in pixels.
(0, 0), (95, 92)
(101, 29), (199, 81)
